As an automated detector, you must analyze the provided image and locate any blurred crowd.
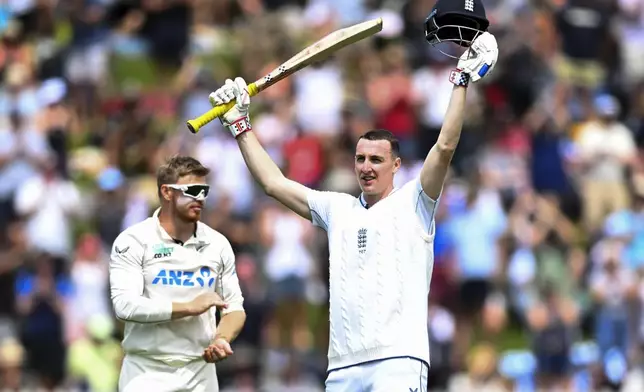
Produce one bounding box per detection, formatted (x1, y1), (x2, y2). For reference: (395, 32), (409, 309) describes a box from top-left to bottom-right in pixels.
(2, 0), (644, 391)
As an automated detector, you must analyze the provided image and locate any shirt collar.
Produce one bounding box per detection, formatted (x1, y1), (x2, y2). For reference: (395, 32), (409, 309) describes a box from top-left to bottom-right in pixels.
(359, 187), (400, 209)
(152, 207), (209, 246)
(359, 193), (369, 209)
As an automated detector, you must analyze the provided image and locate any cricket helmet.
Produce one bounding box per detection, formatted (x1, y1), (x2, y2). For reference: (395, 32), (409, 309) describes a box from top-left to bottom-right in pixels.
(424, 0), (489, 56)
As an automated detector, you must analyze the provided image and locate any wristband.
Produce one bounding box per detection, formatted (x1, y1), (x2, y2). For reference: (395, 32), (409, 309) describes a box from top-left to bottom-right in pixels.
(449, 69), (470, 87)
(225, 116), (252, 138)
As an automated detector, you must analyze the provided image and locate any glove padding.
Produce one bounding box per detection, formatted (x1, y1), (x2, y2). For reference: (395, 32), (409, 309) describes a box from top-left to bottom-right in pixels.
(209, 77), (252, 138)
(457, 31), (498, 83)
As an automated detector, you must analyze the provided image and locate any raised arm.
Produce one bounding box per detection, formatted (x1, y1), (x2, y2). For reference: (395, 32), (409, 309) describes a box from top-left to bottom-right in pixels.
(420, 32), (499, 200)
(209, 78), (313, 220)
(237, 131), (313, 220)
(420, 86), (467, 199)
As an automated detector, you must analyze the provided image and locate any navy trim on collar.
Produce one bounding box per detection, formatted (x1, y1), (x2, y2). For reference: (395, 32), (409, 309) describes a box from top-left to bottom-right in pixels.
(359, 193), (369, 209)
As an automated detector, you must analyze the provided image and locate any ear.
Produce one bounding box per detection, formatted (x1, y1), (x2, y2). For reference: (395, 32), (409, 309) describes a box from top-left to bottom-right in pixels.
(392, 157), (401, 174)
(160, 185), (173, 202)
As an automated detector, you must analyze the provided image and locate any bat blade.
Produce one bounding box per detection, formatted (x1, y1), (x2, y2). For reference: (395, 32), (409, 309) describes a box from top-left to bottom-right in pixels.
(186, 17), (383, 134)
(254, 18), (383, 92)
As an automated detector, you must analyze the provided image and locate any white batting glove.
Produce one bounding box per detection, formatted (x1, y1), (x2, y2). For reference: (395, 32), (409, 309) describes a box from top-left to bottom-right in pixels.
(209, 77), (252, 138)
(449, 32), (498, 87)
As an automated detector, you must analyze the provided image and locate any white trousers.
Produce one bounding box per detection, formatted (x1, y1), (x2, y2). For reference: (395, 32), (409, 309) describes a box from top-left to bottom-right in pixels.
(325, 356), (428, 392)
(118, 354), (219, 392)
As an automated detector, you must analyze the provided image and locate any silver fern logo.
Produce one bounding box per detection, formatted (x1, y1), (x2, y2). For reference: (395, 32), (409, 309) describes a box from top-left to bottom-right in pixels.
(357, 228), (367, 254)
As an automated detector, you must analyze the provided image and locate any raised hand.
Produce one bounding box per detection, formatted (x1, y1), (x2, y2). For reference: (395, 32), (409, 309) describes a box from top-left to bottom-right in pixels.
(209, 77), (252, 138)
(457, 31), (498, 83)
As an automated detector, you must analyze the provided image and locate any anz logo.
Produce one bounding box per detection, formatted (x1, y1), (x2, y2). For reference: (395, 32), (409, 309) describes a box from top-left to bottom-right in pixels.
(152, 266), (216, 288)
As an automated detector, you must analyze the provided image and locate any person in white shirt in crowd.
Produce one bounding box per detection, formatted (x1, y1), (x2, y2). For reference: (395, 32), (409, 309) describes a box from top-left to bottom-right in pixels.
(258, 200), (315, 354)
(617, 0), (644, 85)
(14, 154), (82, 274)
(575, 93), (638, 234)
(109, 155), (246, 392)
(208, 24), (498, 391)
(0, 107), (50, 225)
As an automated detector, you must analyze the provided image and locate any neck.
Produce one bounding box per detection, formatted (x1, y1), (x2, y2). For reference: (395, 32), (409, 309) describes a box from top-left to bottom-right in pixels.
(364, 184), (395, 207)
(158, 207), (195, 243)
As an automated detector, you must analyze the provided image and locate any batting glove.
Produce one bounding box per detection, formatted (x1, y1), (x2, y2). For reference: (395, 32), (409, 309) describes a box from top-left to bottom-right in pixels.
(449, 32), (498, 87)
(209, 77), (252, 138)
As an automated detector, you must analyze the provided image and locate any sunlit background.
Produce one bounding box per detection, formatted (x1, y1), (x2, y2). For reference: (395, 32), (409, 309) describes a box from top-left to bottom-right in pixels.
(1, 0), (644, 391)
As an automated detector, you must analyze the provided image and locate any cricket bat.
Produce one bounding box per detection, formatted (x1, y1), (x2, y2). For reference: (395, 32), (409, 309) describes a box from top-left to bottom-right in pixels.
(186, 17), (383, 133)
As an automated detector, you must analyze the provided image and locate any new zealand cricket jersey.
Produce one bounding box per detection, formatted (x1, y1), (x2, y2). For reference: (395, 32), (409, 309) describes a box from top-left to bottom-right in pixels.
(109, 208), (244, 366)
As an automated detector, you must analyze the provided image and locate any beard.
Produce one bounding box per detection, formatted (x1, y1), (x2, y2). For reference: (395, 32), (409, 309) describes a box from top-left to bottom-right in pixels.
(174, 195), (203, 223)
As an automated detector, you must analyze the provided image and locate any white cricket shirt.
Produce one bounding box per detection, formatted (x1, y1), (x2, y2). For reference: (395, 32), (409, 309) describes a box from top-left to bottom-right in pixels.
(109, 208), (244, 366)
(308, 177), (437, 371)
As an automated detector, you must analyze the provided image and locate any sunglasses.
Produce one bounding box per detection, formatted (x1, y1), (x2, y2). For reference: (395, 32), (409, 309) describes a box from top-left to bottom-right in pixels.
(166, 184), (210, 200)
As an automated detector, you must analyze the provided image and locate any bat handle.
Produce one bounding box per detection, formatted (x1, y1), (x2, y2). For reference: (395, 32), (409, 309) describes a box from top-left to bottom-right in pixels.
(186, 82), (259, 134)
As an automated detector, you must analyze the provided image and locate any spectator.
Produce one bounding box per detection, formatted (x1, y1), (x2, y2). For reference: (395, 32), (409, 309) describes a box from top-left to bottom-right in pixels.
(138, 0), (191, 69)
(0, 20), (35, 80)
(13, 155), (82, 272)
(15, 253), (71, 390)
(259, 201), (315, 354)
(526, 284), (580, 391)
(0, 337), (25, 391)
(0, 221), (27, 343)
(219, 253), (268, 390)
(427, 299), (455, 390)
(412, 55), (455, 159)
(554, 0), (613, 90)
(66, 233), (111, 343)
(575, 93), (637, 234)
(445, 177), (507, 365)
(293, 60), (344, 139)
(366, 42), (417, 158)
(34, 78), (80, 178)
(0, 107), (50, 228)
(628, 82), (644, 148)
(94, 166), (128, 251)
(617, 0), (644, 85)
(67, 314), (122, 392)
(65, 0), (110, 120)
(589, 237), (638, 360)
(448, 343), (505, 392)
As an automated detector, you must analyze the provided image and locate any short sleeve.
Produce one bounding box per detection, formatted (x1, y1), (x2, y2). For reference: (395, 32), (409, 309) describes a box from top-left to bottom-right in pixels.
(307, 189), (349, 231)
(617, 126), (637, 157)
(14, 178), (43, 216)
(400, 178), (439, 235)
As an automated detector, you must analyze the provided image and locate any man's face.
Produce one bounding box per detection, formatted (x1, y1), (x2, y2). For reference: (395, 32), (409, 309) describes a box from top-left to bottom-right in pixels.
(165, 174), (208, 223)
(354, 138), (400, 196)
